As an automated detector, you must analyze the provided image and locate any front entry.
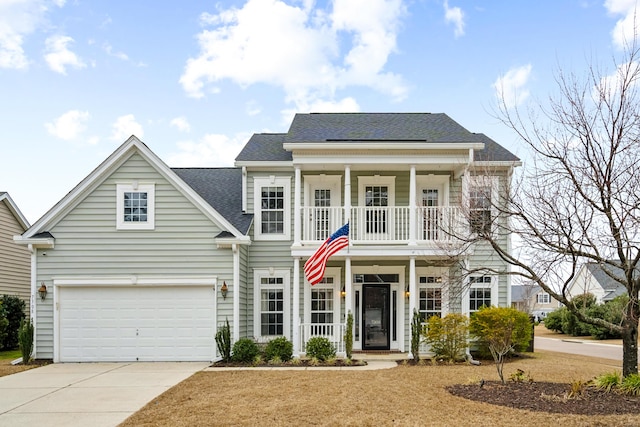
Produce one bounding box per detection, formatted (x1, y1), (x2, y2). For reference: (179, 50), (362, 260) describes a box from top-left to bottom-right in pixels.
(362, 284), (390, 350)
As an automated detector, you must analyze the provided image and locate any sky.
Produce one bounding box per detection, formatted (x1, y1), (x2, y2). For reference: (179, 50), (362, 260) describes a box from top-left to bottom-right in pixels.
(1, 0), (638, 225)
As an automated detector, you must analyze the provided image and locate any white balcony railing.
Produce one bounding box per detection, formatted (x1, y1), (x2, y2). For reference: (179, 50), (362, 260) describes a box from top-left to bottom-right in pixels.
(299, 323), (346, 354)
(301, 206), (462, 244)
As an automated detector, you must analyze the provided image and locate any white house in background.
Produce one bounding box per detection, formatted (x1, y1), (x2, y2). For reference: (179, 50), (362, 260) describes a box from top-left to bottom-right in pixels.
(14, 113), (521, 362)
(511, 284), (560, 318)
(0, 192), (31, 314)
(567, 262), (629, 304)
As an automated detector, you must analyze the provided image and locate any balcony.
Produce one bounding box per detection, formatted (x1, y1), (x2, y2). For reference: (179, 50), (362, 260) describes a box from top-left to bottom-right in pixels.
(301, 206), (463, 244)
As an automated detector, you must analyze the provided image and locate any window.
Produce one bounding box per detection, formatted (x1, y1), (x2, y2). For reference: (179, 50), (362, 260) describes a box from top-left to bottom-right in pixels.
(254, 269), (290, 338)
(537, 292), (551, 304)
(311, 278), (334, 324)
(254, 177), (291, 240)
(468, 276), (493, 312)
(468, 176), (497, 235)
(358, 176), (395, 237)
(116, 183), (155, 230)
(419, 276), (443, 320)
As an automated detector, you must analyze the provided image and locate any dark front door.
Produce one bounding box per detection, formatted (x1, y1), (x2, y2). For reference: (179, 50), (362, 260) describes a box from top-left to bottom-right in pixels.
(362, 284), (390, 350)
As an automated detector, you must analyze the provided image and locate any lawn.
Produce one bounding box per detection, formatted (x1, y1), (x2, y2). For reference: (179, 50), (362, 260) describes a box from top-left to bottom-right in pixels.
(0, 349), (38, 377)
(119, 350), (633, 427)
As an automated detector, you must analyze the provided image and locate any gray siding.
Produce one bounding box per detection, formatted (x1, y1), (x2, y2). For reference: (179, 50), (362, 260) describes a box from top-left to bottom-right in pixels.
(0, 201), (30, 315)
(35, 153), (234, 359)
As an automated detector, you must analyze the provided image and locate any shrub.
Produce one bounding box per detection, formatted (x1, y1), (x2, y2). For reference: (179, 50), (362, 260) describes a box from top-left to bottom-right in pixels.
(0, 295), (26, 350)
(410, 309), (423, 362)
(587, 295), (626, 340)
(305, 336), (336, 361)
(232, 338), (260, 363)
(593, 371), (621, 392)
(344, 312), (353, 360)
(18, 317), (34, 364)
(470, 306), (531, 383)
(619, 373), (640, 396)
(264, 336), (293, 362)
(215, 319), (232, 362)
(423, 313), (469, 363)
(544, 309), (564, 333)
(0, 303), (8, 350)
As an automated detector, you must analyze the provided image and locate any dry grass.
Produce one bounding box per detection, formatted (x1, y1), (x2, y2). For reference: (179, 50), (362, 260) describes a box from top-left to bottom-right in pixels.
(120, 351), (631, 427)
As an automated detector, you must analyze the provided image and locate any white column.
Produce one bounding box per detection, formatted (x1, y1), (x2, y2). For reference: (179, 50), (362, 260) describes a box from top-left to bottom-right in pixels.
(233, 244), (240, 342)
(409, 165), (417, 245)
(344, 165), (351, 224)
(293, 257), (300, 355)
(344, 257), (352, 325)
(408, 256), (417, 358)
(294, 166), (301, 246)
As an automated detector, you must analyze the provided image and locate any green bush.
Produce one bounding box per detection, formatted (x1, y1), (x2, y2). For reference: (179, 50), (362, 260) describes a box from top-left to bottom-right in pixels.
(264, 336), (293, 362)
(305, 336), (336, 361)
(232, 338), (260, 363)
(619, 373), (640, 396)
(344, 312), (353, 360)
(544, 309), (564, 333)
(470, 306), (531, 383)
(423, 313), (469, 362)
(18, 317), (34, 364)
(593, 371), (621, 392)
(0, 295), (26, 350)
(215, 319), (232, 362)
(587, 295), (626, 340)
(0, 303), (8, 350)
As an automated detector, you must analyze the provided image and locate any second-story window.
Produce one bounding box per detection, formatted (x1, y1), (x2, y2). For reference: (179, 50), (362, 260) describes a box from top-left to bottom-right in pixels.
(365, 185), (388, 233)
(468, 176), (498, 235)
(537, 292), (551, 304)
(254, 176), (291, 240)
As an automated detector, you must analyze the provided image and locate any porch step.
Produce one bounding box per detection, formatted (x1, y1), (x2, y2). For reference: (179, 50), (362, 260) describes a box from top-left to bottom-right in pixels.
(352, 350), (408, 361)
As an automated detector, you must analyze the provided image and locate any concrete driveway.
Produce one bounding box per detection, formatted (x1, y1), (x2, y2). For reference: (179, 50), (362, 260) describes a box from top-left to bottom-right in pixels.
(0, 361), (209, 427)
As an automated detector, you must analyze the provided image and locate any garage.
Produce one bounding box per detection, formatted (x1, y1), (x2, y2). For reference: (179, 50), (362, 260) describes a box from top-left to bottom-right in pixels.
(57, 284), (216, 362)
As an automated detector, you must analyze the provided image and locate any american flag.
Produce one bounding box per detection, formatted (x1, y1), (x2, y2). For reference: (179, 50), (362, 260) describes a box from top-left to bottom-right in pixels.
(304, 223), (349, 285)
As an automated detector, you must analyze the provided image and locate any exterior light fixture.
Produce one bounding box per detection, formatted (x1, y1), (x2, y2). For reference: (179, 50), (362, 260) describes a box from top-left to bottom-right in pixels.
(38, 283), (48, 301)
(220, 282), (228, 300)
(405, 284), (410, 298)
(341, 285), (346, 298)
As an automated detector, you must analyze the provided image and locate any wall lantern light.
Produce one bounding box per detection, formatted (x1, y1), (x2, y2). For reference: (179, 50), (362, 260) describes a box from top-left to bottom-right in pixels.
(38, 283), (48, 301)
(220, 281), (228, 300)
(341, 285), (346, 298)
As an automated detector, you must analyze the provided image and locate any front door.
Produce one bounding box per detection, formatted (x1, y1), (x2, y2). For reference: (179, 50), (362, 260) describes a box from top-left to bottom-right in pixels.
(306, 176), (341, 241)
(362, 284), (390, 350)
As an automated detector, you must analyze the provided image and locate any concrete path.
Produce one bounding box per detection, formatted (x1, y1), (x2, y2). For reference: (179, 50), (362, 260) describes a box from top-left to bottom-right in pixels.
(0, 362), (209, 427)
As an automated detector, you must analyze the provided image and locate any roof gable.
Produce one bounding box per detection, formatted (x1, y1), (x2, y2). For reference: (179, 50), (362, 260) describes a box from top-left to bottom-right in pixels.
(21, 136), (248, 241)
(0, 192), (30, 231)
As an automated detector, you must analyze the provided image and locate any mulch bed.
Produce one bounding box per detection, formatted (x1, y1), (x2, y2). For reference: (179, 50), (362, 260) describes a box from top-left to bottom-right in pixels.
(448, 380), (640, 415)
(211, 359), (367, 368)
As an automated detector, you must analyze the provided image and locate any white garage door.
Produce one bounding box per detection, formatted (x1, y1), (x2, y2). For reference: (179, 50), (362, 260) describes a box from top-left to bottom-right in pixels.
(58, 286), (215, 362)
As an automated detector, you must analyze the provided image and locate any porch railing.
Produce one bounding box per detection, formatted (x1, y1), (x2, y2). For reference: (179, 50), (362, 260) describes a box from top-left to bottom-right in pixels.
(301, 206), (462, 244)
(299, 323), (346, 354)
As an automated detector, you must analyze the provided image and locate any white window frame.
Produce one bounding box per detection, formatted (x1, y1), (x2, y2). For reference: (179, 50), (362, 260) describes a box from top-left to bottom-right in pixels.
(116, 183), (155, 230)
(254, 269), (290, 340)
(254, 176), (291, 241)
(417, 267), (449, 320)
(537, 292), (551, 304)
(357, 176), (396, 238)
(464, 275), (498, 315)
(304, 267), (341, 325)
(467, 175), (498, 236)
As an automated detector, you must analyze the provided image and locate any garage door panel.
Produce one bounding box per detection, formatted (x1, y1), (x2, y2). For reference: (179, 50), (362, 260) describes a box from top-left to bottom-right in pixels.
(59, 285), (215, 362)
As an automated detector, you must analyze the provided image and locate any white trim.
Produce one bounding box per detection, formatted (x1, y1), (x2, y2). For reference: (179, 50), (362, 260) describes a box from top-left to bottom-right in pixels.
(284, 142), (485, 151)
(116, 183), (155, 230)
(416, 174), (450, 206)
(304, 175), (342, 207)
(416, 267), (450, 317)
(233, 244), (240, 342)
(253, 176), (292, 241)
(303, 267), (341, 325)
(53, 275), (217, 287)
(462, 274), (498, 315)
(253, 268), (291, 340)
(0, 193), (30, 230)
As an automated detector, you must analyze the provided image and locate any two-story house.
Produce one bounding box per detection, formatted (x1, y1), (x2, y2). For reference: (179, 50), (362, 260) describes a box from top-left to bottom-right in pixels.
(16, 113), (520, 362)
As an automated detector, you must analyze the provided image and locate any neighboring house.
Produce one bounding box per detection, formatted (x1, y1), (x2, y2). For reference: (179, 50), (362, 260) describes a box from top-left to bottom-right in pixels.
(0, 192), (31, 314)
(511, 284), (560, 318)
(15, 112), (520, 362)
(567, 262), (629, 304)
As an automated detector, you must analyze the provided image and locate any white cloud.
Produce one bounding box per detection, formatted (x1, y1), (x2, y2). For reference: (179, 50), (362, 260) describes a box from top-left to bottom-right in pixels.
(170, 116), (191, 132)
(245, 100), (261, 116)
(0, 0), (65, 69)
(44, 35), (86, 74)
(111, 114), (144, 141)
(493, 64), (532, 109)
(605, 0), (640, 49)
(103, 42), (129, 61)
(45, 110), (90, 140)
(167, 133), (252, 167)
(180, 0), (407, 109)
(443, 0), (465, 38)
(280, 96), (359, 127)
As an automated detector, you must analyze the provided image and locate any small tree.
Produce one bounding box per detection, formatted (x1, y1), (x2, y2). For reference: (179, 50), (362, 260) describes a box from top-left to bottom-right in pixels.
(0, 295), (25, 350)
(470, 306), (531, 383)
(410, 309), (422, 361)
(344, 311), (353, 360)
(0, 302), (8, 350)
(18, 318), (34, 364)
(423, 313), (469, 363)
(215, 318), (232, 362)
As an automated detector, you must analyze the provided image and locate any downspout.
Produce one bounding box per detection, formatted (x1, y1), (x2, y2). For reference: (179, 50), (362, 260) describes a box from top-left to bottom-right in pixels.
(232, 244), (240, 342)
(28, 244), (37, 357)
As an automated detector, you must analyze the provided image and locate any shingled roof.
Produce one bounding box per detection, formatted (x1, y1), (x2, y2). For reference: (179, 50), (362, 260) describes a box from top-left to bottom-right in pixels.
(172, 167), (253, 235)
(235, 113), (519, 163)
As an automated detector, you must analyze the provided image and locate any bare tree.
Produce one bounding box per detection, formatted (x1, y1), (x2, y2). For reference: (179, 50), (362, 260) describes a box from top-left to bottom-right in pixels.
(458, 42), (640, 377)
